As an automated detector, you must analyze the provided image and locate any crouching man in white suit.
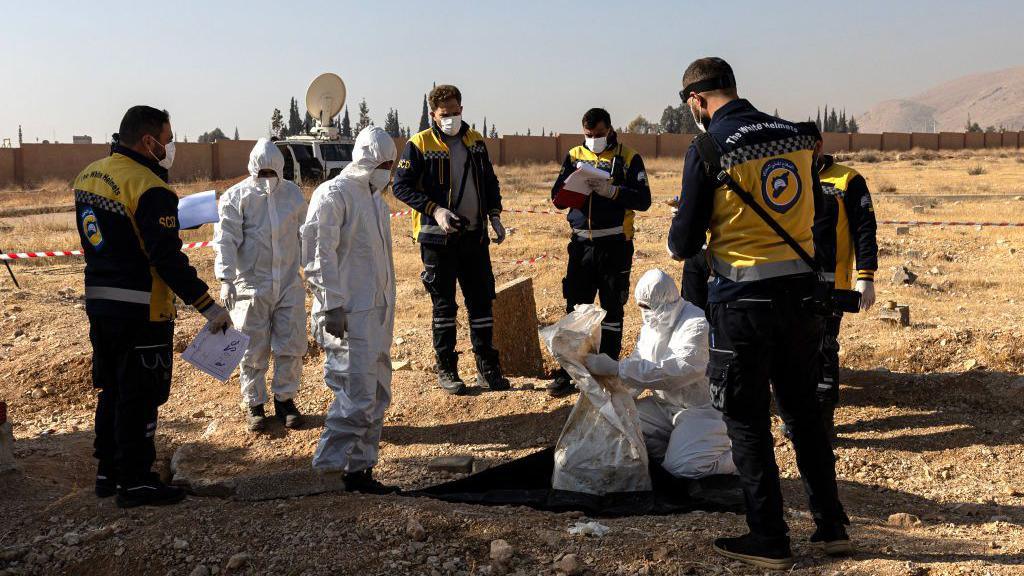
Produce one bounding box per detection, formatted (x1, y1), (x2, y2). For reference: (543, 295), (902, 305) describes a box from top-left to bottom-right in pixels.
(586, 269), (736, 478)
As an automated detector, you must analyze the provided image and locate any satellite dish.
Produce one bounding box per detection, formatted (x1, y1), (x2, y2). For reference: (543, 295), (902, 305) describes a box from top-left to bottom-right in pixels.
(306, 73), (346, 128)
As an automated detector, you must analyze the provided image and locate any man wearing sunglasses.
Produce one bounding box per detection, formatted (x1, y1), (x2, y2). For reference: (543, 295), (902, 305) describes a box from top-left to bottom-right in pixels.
(667, 58), (850, 569)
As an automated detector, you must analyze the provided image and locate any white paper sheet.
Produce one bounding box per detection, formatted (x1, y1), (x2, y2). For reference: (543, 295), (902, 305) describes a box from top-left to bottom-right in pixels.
(177, 190), (218, 230)
(561, 162), (610, 194)
(181, 323), (250, 382)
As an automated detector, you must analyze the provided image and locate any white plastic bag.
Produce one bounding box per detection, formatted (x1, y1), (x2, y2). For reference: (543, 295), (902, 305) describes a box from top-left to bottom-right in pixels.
(541, 304), (651, 495)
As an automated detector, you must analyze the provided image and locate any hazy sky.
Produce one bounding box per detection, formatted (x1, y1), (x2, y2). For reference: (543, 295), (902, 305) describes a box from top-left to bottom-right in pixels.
(3, 0), (1023, 144)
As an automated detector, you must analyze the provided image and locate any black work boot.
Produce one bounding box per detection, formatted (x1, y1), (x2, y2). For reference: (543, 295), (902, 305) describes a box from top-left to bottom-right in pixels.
(95, 462), (118, 498)
(546, 368), (577, 397)
(476, 352), (510, 391)
(247, 404), (268, 432)
(713, 533), (794, 570)
(116, 472), (186, 509)
(343, 469), (400, 495)
(274, 398), (303, 429)
(436, 354), (466, 395)
(811, 522), (854, 556)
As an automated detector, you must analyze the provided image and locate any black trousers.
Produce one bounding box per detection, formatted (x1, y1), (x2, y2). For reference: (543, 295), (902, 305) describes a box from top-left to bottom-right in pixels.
(707, 280), (847, 542)
(420, 231), (498, 363)
(817, 312), (843, 405)
(681, 248), (711, 316)
(563, 236), (633, 359)
(90, 316), (174, 483)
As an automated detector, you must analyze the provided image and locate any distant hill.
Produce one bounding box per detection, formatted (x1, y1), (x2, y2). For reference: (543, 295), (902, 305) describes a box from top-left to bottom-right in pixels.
(858, 66), (1024, 132)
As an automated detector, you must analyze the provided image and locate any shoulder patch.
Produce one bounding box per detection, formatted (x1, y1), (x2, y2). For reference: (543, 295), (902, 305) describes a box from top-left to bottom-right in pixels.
(80, 207), (104, 249)
(397, 158), (412, 170)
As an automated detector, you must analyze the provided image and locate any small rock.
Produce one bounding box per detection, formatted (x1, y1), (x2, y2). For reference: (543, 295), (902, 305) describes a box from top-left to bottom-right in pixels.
(895, 226), (910, 236)
(554, 553), (581, 575)
(12, 329), (23, 338)
(173, 538), (189, 550)
(392, 360), (411, 371)
(189, 566), (210, 576)
(891, 266), (917, 286)
(490, 539), (514, 565)
(394, 337), (406, 345)
(427, 455), (474, 474)
(963, 358), (977, 371)
(652, 546), (670, 562)
(406, 518), (427, 542)
(888, 512), (922, 527)
(63, 532), (81, 546)
(191, 410), (206, 419)
(226, 552), (251, 569)
(879, 305), (911, 327)
(911, 205), (925, 213)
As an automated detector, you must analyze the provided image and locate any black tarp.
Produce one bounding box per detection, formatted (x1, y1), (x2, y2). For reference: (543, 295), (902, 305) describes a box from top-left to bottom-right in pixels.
(414, 448), (744, 518)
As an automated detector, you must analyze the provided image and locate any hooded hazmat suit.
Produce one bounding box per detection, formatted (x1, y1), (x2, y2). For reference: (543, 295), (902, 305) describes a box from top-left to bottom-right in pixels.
(302, 126), (397, 472)
(213, 138), (308, 409)
(621, 269), (736, 479)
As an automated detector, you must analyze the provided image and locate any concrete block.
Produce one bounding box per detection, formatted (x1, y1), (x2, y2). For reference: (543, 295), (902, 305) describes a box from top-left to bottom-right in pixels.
(492, 277), (545, 377)
(879, 305), (910, 327)
(427, 455), (474, 473)
(896, 226), (911, 236)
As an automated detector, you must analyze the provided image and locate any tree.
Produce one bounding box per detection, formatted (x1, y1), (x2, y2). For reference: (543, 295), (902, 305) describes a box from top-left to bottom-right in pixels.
(17, 125), (22, 146)
(489, 124), (498, 138)
(483, 117), (488, 138)
(419, 94), (430, 131)
(303, 112), (313, 134)
(355, 99), (372, 134)
(660, 104), (698, 134)
(270, 109), (284, 138)
(773, 108), (780, 117)
(625, 115), (659, 134)
(838, 109), (848, 133)
(965, 115), (983, 133)
(233, 126), (239, 140)
(197, 128), (228, 143)
(384, 108), (401, 137)
(526, 128), (531, 136)
(341, 106), (352, 138)
(829, 108), (839, 133)
(815, 107), (822, 132)
(848, 117), (859, 134)
(287, 97), (303, 136)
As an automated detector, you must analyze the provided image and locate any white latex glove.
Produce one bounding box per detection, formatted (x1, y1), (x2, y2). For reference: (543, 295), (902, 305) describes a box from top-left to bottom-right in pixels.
(585, 353), (620, 377)
(432, 207), (462, 234)
(219, 281), (237, 310)
(586, 178), (617, 199)
(324, 307), (347, 339)
(201, 303), (232, 333)
(855, 279), (876, 311)
(489, 215), (506, 244)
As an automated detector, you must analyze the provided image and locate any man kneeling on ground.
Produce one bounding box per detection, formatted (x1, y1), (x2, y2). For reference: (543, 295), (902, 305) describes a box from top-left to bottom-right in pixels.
(586, 269), (735, 478)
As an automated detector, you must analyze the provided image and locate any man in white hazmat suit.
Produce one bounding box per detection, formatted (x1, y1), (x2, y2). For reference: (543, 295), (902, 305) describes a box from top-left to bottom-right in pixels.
(586, 269), (736, 479)
(214, 138), (308, 432)
(301, 126), (398, 494)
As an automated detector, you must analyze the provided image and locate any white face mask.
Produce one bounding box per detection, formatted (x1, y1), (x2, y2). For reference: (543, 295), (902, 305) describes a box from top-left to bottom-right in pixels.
(369, 169), (391, 193)
(150, 138), (176, 169)
(585, 136), (608, 154)
(438, 115), (462, 136)
(255, 176), (279, 193)
(689, 101), (708, 133)
(640, 306), (655, 326)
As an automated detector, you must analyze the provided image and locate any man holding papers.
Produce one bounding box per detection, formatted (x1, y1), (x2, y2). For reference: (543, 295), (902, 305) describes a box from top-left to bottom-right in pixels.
(548, 108), (651, 396)
(74, 106), (231, 508)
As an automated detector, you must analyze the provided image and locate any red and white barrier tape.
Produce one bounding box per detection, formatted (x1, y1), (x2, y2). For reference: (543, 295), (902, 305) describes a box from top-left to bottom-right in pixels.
(879, 220), (1024, 228)
(1, 241), (211, 261)
(496, 252), (556, 266)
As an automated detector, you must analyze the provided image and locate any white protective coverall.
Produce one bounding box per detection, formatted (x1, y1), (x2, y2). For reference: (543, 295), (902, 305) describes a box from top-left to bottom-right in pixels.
(213, 138), (308, 408)
(620, 269), (736, 479)
(302, 126), (397, 472)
